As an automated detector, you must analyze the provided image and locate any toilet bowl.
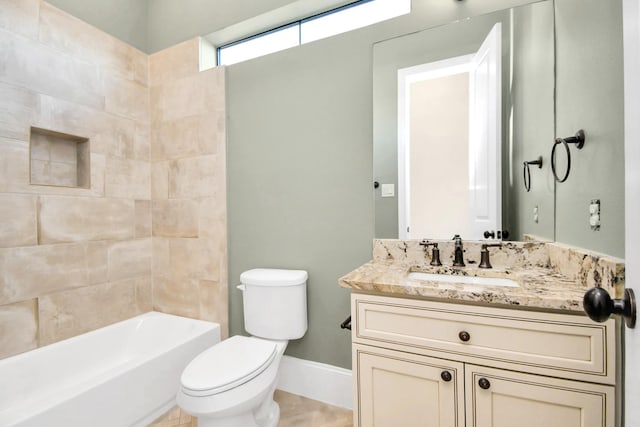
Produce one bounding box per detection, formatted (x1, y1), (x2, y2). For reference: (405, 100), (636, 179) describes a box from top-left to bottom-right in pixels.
(177, 269), (308, 427)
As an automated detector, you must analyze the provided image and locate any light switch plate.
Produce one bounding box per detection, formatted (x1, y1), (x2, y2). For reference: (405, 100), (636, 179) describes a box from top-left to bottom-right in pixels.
(381, 184), (395, 198)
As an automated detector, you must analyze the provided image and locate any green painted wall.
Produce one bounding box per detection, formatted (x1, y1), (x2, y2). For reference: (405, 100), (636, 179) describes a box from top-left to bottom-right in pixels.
(226, 0), (548, 370)
(554, 0), (625, 257)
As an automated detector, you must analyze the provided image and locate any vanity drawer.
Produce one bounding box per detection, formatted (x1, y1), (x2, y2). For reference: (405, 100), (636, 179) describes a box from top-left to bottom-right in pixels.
(352, 293), (616, 384)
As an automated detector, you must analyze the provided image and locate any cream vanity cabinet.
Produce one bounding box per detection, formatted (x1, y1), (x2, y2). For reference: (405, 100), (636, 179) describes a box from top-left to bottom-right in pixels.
(351, 293), (617, 427)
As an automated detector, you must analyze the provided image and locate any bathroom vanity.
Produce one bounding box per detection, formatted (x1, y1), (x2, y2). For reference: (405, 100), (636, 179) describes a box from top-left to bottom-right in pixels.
(340, 239), (625, 427)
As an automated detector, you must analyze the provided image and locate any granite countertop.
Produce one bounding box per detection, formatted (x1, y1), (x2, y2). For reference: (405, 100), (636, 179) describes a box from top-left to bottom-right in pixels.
(339, 240), (625, 313)
(339, 260), (592, 313)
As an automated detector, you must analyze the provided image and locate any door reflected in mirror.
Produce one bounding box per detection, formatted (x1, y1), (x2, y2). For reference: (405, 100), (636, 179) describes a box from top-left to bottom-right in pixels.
(398, 24), (502, 240)
(373, 1), (555, 242)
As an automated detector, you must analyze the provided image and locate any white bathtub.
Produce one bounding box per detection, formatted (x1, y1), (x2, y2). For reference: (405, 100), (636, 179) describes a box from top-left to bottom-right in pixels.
(0, 311), (220, 427)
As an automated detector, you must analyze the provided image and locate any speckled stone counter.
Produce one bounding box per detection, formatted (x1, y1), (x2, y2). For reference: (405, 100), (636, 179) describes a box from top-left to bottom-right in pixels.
(338, 239), (625, 313)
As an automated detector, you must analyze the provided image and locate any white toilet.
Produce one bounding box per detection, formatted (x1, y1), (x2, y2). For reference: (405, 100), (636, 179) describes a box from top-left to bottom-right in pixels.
(176, 268), (308, 427)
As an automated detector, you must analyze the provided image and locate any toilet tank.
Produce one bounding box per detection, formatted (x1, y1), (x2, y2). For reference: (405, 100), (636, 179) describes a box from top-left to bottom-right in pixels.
(240, 268), (308, 340)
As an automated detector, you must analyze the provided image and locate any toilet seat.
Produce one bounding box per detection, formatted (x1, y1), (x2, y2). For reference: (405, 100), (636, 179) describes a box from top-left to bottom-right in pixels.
(180, 336), (277, 397)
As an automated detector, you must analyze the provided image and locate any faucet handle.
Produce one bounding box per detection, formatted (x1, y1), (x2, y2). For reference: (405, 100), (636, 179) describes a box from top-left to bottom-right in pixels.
(479, 243), (502, 269)
(420, 240), (442, 266)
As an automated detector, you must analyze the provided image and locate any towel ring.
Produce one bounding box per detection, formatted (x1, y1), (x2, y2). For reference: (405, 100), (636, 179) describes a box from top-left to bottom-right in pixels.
(551, 129), (585, 183)
(523, 156), (543, 192)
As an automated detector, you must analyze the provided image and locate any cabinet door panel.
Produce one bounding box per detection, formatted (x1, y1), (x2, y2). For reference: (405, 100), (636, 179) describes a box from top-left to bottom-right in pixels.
(466, 364), (614, 427)
(354, 344), (464, 427)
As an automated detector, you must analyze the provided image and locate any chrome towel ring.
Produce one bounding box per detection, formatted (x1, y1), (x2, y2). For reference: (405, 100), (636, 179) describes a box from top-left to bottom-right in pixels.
(551, 129), (586, 183)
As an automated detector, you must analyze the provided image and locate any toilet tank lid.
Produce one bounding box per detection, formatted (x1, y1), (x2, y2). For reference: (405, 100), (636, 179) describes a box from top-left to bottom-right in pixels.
(240, 268), (308, 286)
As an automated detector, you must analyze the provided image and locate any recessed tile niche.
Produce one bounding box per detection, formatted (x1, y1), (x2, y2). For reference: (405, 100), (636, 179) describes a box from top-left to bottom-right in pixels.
(29, 127), (90, 189)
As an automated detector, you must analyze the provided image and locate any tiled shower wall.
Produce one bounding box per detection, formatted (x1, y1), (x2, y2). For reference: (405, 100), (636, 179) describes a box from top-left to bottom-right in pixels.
(0, 0), (228, 360)
(149, 39), (228, 337)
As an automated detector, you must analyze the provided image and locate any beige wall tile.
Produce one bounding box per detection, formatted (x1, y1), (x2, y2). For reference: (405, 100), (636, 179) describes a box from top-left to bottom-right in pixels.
(0, 299), (38, 359)
(38, 196), (135, 244)
(134, 122), (150, 161)
(0, 28), (104, 110)
(0, 137), (104, 197)
(135, 276), (153, 313)
(198, 111), (226, 156)
(89, 152), (106, 195)
(105, 157), (150, 200)
(169, 155), (222, 199)
(200, 67), (226, 113)
(0, 0), (39, 39)
(0, 194), (37, 248)
(151, 115), (202, 161)
(0, 82), (37, 141)
(151, 161), (170, 200)
(0, 6), (227, 358)
(35, 94), (143, 166)
(0, 243), (89, 305)
(104, 75), (149, 123)
(150, 70), (224, 125)
(30, 159), (78, 187)
(38, 277), (149, 345)
(107, 238), (152, 282)
(198, 197), (227, 240)
(152, 276), (200, 319)
(86, 241), (108, 285)
(34, 94), (99, 138)
(152, 237), (171, 279)
(151, 112), (225, 162)
(135, 200), (152, 237)
(149, 38), (200, 87)
(152, 200), (199, 238)
(30, 130), (79, 163)
(0, 137), (30, 193)
(92, 114), (136, 159)
(199, 280), (228, 339)
(169, 238), (219, 282)
(38, 2), (148, 84)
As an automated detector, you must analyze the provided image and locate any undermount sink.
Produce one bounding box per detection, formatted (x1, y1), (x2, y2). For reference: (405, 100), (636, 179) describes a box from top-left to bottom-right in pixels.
(407, 271), (520, 288)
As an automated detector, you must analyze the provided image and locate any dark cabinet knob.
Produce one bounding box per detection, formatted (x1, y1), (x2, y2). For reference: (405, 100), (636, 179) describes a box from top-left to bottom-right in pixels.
(483, 230), (495, 239)
(458, 331), (471, 342)
(583, 287), (636, 328)
(478, 378), (491, 390)
(441, 371), (452, 382)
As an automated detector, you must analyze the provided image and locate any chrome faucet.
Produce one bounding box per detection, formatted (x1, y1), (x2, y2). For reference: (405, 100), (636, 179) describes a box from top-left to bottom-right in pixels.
(452, 234), (465, 267)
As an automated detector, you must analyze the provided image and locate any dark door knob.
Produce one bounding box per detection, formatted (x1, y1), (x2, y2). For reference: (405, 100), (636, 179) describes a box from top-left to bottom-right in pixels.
(484, 230), (495, 239)
(458, 331), (471, 342)
(583, 287), (636, 328)
(441, 371), (452, 382)
(478, 378), (491, 390)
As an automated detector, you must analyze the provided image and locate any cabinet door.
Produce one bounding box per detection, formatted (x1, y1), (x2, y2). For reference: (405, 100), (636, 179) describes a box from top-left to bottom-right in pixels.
(466, 364), (615, 427)
(354, 344), (464, 427)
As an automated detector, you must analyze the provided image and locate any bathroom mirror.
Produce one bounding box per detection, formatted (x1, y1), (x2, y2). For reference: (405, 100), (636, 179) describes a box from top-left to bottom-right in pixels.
(373, 1), (555, 241)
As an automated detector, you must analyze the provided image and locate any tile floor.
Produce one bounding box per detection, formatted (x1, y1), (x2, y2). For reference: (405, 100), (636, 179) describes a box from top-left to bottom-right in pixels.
(275, 390), (354, 427)
(149, 390), (353, 427)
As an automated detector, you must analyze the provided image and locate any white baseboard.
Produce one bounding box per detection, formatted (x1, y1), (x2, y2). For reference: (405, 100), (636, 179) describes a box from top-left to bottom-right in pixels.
(277, 355), (353, 410)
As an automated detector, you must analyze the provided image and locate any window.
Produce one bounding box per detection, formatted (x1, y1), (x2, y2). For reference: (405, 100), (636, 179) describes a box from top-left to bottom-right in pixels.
(218, 0), (411, 66)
